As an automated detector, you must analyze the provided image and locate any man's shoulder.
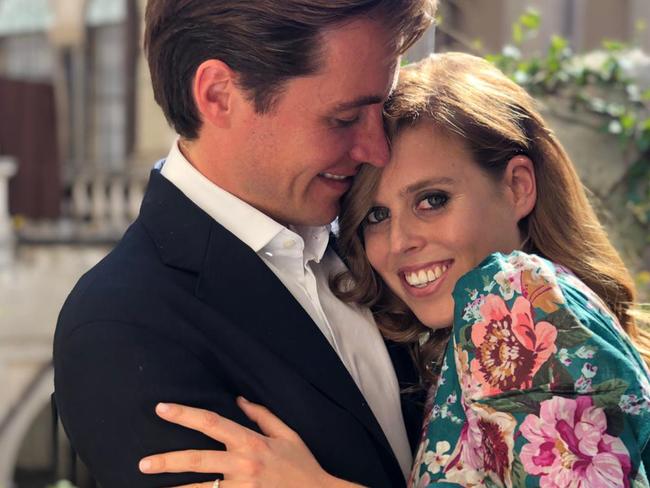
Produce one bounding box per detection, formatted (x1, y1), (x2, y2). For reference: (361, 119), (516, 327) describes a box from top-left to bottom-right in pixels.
(56, 219), (189, 333)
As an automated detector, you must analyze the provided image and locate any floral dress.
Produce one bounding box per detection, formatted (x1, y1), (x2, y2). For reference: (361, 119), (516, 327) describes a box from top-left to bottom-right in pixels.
(409, 251), (650, 487)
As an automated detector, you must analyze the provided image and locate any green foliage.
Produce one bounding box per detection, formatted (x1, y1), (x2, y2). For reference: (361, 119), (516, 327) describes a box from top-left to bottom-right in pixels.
(488, 9), (650, 230)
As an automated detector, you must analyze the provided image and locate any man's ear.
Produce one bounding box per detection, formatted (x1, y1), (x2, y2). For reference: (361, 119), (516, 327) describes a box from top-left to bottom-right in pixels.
(503, 155), (536, 222)
(193, 59), (238, 129)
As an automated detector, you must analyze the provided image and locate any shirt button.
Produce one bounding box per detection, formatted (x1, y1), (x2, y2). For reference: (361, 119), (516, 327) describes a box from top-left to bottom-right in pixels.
(283, 240), (296, 249)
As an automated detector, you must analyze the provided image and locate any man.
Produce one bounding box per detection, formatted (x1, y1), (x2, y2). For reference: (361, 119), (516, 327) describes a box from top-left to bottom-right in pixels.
(53, 1), (436, 486)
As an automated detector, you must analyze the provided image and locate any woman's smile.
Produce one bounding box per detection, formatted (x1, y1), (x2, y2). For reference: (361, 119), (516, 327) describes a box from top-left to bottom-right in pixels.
(398, 259), (453, 298)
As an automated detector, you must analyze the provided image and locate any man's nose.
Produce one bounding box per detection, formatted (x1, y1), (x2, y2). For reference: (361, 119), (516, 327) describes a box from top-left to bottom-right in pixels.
(349, 108), (389, 168)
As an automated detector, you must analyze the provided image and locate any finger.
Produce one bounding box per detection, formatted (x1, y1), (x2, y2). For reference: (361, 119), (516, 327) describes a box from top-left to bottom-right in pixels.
(237, 396), (300, 441)
(170, 482), (214, 488)
(171, 482), (250, 488)
(169, 482), (215, 488)
(139, 449), (239, 474)
(155, 403), (257, 448)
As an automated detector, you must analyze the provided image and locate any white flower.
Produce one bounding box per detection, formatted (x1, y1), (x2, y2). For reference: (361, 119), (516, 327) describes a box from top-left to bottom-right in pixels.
(558, 348), (572, 366)
(575, 345), (596, 359)
(423, 440), (452, 475)
(581, 362), (598, 379)
(441, 355), (449, 372)
(440, 404), (450, 418)
(462, 294), (486, 323)
(494, 270), (519, 300)
(575, 376), (593, 393)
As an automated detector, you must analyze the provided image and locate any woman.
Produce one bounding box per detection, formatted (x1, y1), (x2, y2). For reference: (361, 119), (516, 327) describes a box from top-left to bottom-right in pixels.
(139, 52), (650, 487)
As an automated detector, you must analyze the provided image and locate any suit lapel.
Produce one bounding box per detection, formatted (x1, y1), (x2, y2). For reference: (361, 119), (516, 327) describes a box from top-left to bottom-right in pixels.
(198, 220), (400, 461)
(140, 171), (402, 473)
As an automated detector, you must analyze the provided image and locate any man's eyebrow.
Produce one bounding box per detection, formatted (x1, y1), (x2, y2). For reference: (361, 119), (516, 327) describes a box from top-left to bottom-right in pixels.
(331, 95), (384, 112)
(400, 177), (456, 196)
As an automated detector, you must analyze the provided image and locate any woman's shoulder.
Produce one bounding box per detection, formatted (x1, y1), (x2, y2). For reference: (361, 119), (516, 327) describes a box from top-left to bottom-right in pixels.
(454, 251), (558, 296)
(451, 250), (650, 398)
(453, 250), (612, 326)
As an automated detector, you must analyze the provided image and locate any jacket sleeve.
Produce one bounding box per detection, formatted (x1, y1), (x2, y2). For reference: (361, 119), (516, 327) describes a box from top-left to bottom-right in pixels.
(54, 319), (256, 488)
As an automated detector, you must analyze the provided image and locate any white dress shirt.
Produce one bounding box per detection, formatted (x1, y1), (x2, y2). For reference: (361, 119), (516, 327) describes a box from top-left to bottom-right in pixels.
(160, 140), (413, 478)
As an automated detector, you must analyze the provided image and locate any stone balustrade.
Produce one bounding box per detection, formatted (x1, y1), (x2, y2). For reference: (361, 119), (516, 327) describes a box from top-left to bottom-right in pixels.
(69, 171), (147, 229)
(18, 169), (149, 244)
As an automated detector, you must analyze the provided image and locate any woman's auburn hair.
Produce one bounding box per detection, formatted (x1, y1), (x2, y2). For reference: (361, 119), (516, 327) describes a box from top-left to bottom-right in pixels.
(332, 52), (650, 387)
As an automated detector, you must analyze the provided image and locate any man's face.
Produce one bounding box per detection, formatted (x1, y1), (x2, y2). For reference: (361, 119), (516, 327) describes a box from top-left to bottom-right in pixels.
(230, 18), (398, 226)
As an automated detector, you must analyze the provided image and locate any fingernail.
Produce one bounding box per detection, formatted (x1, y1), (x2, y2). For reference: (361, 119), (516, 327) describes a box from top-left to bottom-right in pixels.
(238, 396), (250, 404)
(139, 459), (152, 473)
(156, 403), (171, 414)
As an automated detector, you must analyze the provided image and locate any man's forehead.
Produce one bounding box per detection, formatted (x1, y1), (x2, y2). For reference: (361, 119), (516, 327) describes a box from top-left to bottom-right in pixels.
(320, 60), (400, 112)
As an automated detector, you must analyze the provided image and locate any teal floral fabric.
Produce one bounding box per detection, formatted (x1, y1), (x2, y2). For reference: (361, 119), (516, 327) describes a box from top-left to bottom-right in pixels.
(408, 251), (650, 487)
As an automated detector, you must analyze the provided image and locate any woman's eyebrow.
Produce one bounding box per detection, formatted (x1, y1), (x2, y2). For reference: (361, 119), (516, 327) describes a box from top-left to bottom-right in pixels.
(400, 177), (456, 196)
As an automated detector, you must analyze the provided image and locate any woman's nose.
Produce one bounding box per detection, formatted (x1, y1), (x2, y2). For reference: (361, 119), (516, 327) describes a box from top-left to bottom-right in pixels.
(388, 214), (426, 255)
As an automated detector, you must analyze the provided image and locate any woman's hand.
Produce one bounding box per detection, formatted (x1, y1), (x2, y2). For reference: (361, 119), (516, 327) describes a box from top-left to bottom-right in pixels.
(139, 396), (362, 488)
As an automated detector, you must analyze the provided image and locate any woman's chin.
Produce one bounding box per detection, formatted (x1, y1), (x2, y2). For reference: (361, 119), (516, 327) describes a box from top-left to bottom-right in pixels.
(418, 313), (453, 330)
(406, 296), (454, 330)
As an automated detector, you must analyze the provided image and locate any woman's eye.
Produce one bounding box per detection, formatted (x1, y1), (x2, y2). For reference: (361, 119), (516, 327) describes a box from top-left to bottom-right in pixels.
(416, 192), (449, 211)
(364, 206), (390, 225)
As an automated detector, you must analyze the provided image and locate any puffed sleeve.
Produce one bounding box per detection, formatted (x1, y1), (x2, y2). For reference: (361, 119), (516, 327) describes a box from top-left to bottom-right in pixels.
(440, 251), (650, 487)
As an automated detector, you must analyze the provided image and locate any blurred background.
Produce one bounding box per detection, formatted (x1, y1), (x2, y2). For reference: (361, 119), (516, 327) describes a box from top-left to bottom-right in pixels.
(0, 1), (648, 487)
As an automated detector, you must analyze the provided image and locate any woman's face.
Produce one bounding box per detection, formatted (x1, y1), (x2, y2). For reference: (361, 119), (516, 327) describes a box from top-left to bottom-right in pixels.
(363, 122), (526, 329)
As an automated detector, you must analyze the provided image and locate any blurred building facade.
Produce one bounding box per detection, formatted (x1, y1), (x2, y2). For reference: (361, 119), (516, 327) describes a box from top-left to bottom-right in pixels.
(0, 0), (173, 245)
(435, 0), (650, 55)
(0, 2), (173, 486)
(0, 1), (648, 487)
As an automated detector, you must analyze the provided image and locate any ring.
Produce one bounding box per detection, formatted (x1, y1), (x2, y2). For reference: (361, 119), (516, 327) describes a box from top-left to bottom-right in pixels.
(212, 480), (221, 488)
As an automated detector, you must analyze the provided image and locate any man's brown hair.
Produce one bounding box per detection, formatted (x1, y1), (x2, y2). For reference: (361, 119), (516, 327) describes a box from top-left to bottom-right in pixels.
(144, 0), (437, 139)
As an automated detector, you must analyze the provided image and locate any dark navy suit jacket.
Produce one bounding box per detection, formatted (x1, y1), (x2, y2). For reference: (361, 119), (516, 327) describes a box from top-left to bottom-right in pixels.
(54, 170), (423, 487)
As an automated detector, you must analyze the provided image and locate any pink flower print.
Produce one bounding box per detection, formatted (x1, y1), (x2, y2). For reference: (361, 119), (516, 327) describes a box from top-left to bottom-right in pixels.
(415, 472), (431, 488)
(470, 295), (558, 398)
(455, 344), (482, 400)
(444, 403), (517, 487)
(520, 396), (632, 487)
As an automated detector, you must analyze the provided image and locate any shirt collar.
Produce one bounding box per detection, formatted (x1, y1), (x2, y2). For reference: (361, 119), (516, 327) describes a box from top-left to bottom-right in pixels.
(160, 139), (331, 260)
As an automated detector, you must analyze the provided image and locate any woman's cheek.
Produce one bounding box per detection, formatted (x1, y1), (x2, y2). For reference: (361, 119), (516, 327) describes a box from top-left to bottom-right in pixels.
(364, 235), (388, 278)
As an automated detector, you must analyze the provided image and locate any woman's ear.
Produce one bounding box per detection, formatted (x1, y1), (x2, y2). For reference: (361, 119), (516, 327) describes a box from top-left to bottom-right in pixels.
(503, 155), (536, 222)
(193, 59), (237, 129)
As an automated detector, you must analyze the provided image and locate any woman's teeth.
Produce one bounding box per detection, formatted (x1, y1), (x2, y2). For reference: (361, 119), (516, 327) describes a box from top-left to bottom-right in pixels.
(320, 172), (348, 181)
(405, 264), (449, 288)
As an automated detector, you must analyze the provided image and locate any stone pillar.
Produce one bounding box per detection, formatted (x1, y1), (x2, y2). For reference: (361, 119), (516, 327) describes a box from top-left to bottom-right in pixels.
(0, 157), (17, 270)
(48, 0), (87, 46)
(48, 0), (89, 175)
